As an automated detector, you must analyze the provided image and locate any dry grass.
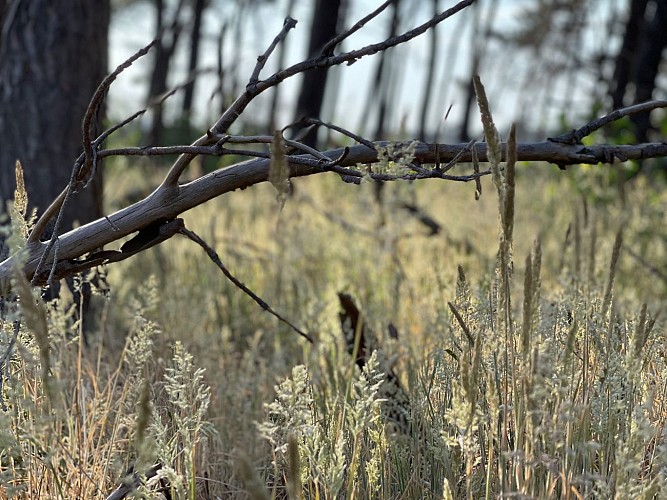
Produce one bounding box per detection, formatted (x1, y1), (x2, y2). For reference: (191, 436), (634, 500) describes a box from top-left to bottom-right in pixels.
(1, 161), (666, 498)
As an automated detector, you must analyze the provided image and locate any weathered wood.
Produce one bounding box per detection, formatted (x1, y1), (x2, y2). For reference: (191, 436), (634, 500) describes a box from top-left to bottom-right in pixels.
(1, 138), (665, 291)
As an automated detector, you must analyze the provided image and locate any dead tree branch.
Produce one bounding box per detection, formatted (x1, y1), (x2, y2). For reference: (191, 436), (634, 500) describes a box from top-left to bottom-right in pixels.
(1, 0), (666, 300)
(1, 136), (665, 290)
(550, 99), (667, 145)
(178, 225), (313, 342)
(161, 0), (475, 187)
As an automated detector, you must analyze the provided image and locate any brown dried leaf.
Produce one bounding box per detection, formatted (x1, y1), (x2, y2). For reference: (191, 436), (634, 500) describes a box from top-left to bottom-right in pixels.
(269, 129), (291, 209)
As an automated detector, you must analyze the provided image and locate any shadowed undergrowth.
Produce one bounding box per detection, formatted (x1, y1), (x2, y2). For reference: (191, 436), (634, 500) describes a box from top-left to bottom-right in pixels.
(1, 163), (666, 498)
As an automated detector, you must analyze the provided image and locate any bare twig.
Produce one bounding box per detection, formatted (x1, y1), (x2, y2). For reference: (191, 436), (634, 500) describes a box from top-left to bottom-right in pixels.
(550, 99), (667, 145)
(82, 39), (159, 187)
(471, 138), (482, 200)
(98, 67), (215, 149)
(31, 186), (72, 285)
(296, 118), (376, 150)
(4, 137), (667, 290)
(320, 0), (393, 56)
(210, 133), (331, 160)
(441, 138), (476, 173)
(248, 17), (298, 86)
(162, 0), (475, 187)
(178, 225), (313, 343)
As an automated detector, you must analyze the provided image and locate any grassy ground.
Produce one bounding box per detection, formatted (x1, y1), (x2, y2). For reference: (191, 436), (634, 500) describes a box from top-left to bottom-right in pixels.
(1, 160), (665, 498)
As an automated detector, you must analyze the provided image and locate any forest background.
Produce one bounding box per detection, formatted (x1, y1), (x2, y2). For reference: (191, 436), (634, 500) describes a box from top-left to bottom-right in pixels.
(0, 0), (666, 498)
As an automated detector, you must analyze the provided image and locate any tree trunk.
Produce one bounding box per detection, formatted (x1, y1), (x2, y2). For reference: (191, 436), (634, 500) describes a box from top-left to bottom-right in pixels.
(0, 0), (109, 250)
(418, 0), (440, 141)
(609, 0), (649, 110)
(181, 0), (206, 117)
(609, 0), (667, 147)
(630, 0), (667, 142)
(292, 0), (345, 148)
(146, 0), (184, 146)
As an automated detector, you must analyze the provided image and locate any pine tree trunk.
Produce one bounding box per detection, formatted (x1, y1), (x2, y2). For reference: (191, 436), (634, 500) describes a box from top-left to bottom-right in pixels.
(0, 0), (109, 246)
(293, 0), (345, 148)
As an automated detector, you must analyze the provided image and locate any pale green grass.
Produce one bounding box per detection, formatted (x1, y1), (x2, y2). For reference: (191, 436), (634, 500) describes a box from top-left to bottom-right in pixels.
(1, 163), (665, 498)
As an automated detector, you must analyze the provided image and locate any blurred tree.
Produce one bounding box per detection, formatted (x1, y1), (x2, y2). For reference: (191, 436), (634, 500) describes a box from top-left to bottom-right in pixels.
(468, 0), (661, 146)
(292, 0), (347, 148)
(181, 0), (208, 118)
(368, 0), (402, 141)
(458, 0), (498, 141)
(146, 0), (185, 146)
(610, 0), (667, 142)
(418, 0), (440, 141)
(0, 0), (109, 250)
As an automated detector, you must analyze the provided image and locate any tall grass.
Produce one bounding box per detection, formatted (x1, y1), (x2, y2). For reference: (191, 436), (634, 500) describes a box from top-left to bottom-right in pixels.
(0, 159), (665, 498)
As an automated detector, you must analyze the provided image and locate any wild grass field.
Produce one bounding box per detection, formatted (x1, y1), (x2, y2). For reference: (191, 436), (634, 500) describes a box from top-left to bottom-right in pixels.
(1, 158), (665, 499)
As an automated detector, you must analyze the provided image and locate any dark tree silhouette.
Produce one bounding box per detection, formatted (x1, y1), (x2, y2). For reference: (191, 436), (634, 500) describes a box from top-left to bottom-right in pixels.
(292, 0), (347, 148)
(146, 0), (185, 146)
(181, 0), (207, 118)
(0, 0), (109, 251)
(610, 0), (667, 142)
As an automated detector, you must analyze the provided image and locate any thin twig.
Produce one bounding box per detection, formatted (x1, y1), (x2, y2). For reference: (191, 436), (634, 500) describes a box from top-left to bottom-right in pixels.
(441, 138), (476, 173)
(99, 145), (238, 157)
(248, 17), (298, 86)
(472, 138), (482, 200)
(46, 239), (60, 288)
(82, 39), (158, 187)
(163, 0), (475, 187)
(319, 147), (350, 168)
(209, 133), (331, 160)
(178, 225), (313, 343)
(216, 148), (271, 160)
(31, 186), (73, 286)
(297, 118), (376, 150)
(320, 0), (393, 56)
(97, 68), (215, 149)
(550, 99), (667, 145)
(275, 0), (475, 75)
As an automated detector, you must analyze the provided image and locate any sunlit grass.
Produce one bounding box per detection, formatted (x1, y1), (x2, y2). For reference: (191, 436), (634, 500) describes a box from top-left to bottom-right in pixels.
(1, 163), (665, 498)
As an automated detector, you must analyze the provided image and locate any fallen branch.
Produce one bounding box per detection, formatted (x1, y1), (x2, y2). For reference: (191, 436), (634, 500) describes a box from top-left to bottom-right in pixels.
(2, 0), (666, 299)
(1, 138), (666, 291)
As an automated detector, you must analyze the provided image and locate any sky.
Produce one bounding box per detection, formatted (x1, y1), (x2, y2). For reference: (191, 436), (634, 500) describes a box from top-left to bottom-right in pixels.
(107, 0), (629, 144)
